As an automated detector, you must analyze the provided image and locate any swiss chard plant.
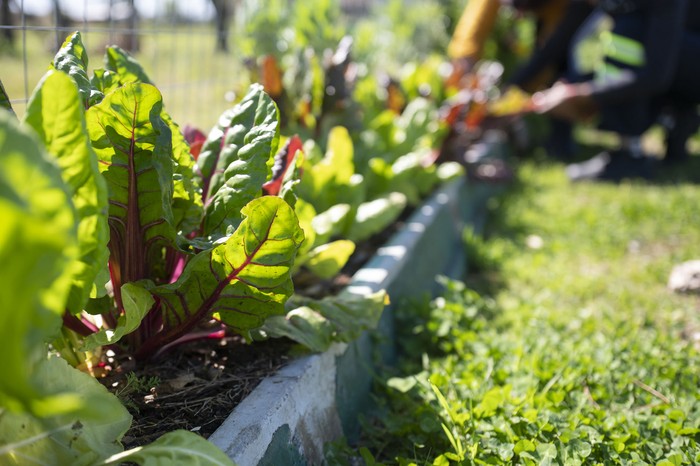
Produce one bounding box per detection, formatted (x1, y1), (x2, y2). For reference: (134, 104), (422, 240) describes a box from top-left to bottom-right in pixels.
(197, 115), (388, 350)
(0, 111), (234, 465)
(20, 31), (305, 365)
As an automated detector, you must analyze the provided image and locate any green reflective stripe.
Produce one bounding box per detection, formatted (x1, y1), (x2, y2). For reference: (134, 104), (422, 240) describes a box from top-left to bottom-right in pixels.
(601, 30), (645, 66)
(595, 62), (623, 82)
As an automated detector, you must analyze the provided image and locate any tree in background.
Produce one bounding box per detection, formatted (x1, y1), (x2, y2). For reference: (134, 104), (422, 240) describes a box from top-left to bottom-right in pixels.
(0, 0), (14, 49)
(124, 0), (139, 51)
(211, 0), (235, 52)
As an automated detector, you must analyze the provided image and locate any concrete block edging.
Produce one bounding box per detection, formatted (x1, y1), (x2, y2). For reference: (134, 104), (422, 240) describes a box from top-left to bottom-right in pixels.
(209, 170), (502, 465)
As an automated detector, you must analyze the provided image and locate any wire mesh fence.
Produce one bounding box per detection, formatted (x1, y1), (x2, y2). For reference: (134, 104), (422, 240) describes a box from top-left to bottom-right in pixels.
(1, 0), (376, 130)
(1, 1), (257, 130)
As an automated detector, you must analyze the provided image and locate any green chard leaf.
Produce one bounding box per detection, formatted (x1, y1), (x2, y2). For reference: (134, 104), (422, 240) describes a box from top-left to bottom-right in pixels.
(367, 151), (439, 206)
(90, 68), (120, 96)
(261, 307), (334, 353)
(197, 84), (280, 238)
(101, 430), (234, 466)
(0, 112), (78, 414)
(52, 31), (103, 108)
(309, 203), (352, 247)
(289, 198), (317, 262)
(262, 290), (387, 352)
(86, 83), (177, 285)
(82, 283), (154, 351)
(104, 46), (203, 236)
(346, 192), (407, 243)
(134, 196), (304, 357)
(23, 70), (110, 315)
(104, 45), (151, 84)
(297, 126), (358, 213)
(302, 240), (356, 279)
(0, 357), (131, 466)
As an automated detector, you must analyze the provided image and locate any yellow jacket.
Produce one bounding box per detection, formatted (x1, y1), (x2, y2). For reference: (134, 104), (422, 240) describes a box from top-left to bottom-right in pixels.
(448, 0), (569, 61)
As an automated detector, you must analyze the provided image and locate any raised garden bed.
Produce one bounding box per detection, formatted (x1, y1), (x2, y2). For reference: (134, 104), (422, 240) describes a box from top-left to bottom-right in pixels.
(0, 25), (517, 465)
(207, 133), (510, 465)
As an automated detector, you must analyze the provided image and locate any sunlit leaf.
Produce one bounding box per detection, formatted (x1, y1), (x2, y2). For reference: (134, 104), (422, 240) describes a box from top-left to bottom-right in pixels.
(197, 84), (280, 237)
(52, 31), (103, 107)
(0, 357), (131, 465)
(135, 196), (303, 356)
(24, 70), (110, 314)
(101, 430), (234, 466)
(0, 112), (77, 414)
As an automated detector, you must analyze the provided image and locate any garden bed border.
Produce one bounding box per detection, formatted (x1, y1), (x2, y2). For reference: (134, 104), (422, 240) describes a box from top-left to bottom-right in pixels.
(209, 134), (509, 465)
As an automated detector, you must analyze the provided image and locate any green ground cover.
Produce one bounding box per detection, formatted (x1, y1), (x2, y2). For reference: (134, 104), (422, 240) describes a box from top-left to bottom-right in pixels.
(327, 159), (700, 465)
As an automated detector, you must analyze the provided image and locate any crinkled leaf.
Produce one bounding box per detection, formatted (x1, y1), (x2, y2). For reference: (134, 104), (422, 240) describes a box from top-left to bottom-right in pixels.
(91, 68), (120, 98)
(85, 295), (113, 316)
(138, 196), (303, 354)
(305, 290), (387, 339)
(101, 430), (234, 466)
(90, 263), (112, 299)
(23, 70), (110, 314)
(103, 46), (202, 236)
(297, 126), (355, 213)
(104, 45), (151, 84)
(263, 290), (386, 352)
(303, 240), (355, 279)
(82, 283), (154, 351)
(262, 307), (334, 353)
(0, 112), (77, 415)
(310, 203), (352, 247)
(86, 83), (176, 284)
(0, 79), (15, 116)
(52, 31), (103, 108)
(198, 84), (280, 238)
(346, 192), (407, 243)
(0, 357), (131, 466)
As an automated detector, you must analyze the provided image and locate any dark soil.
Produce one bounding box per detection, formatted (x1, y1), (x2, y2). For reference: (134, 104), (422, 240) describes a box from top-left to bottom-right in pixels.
(103, 335), (293, 449)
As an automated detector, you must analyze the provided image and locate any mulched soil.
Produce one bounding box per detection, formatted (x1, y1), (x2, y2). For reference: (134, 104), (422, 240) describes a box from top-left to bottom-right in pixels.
(103, 336), (293, 449)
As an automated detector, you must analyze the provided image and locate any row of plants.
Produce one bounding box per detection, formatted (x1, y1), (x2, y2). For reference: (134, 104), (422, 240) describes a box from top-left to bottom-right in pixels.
(325, 162), (700, 465)
(0, 19), (468, 463)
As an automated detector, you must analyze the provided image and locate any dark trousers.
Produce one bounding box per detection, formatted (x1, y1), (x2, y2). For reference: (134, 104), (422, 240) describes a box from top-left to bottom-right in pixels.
(598, 12), (700, 136)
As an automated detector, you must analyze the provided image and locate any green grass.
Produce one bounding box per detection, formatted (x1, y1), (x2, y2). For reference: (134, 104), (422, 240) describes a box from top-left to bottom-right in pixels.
(326, 159), (700, 465)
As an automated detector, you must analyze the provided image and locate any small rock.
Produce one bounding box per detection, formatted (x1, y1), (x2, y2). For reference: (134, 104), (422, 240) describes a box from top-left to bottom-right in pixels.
(668, 260), (700, 293)
(526, 234), (544, 250)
